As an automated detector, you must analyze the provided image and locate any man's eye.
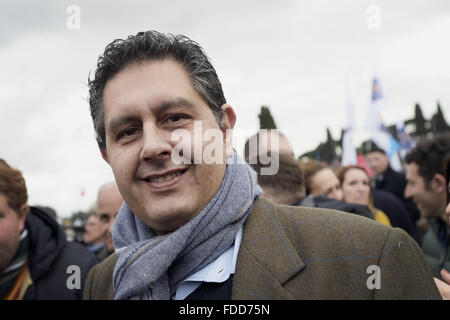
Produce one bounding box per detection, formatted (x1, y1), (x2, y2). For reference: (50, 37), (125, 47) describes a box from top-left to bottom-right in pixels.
(99, 215), (110, 223)
(166, 114), (187, 124)
(119, 127), (137, 139)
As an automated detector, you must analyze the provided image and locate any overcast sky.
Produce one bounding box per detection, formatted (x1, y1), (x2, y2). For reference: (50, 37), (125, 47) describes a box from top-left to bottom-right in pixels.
(1, 0), (449, 218)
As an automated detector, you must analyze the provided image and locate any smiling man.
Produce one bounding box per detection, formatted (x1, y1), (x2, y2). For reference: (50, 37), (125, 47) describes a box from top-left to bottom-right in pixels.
(404, 134), (450, 279)
(101, 59), (233, 234)
(83, 31), (441, 300)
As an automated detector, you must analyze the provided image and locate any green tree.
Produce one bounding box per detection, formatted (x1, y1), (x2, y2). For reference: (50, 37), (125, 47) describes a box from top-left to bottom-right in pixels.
(258, 105), (277, 129)
(323, 128), (337, 162)
(413, 103), (428, 137)
(431, 102), (449, 134)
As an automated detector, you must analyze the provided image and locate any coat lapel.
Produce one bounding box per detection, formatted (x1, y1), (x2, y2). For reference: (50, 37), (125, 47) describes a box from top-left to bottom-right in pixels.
(232, 198), (305, 299)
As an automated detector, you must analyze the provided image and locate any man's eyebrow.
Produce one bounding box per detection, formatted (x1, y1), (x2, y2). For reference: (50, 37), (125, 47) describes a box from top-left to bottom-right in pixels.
(155, 97), (196, 114)
(108, 115), (141, 136)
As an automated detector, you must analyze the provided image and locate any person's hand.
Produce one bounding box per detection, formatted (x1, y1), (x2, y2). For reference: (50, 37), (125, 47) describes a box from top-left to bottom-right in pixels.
(434, 269), (450, 300)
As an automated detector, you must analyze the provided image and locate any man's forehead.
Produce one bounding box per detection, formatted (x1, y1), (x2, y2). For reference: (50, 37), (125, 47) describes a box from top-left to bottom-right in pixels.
(368, 152), (385, 159)
(103, 59), (197, 105)
(98, 183), (122, 203)
(315, 168), (338, 185)
(97, 201), (121, 215)
(406, 163), (421, 179)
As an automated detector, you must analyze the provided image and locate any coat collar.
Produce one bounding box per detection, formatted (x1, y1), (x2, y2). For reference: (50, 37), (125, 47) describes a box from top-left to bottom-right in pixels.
(232, 198), (305, 299)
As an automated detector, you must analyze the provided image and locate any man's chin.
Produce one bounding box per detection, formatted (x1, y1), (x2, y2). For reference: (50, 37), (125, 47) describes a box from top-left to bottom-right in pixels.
(143, 206), (198, 234)
(420, 209), (434, 220)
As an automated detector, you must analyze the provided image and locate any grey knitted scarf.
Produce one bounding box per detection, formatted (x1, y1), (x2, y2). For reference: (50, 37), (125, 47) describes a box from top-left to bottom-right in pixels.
(112, 151), (262, 300)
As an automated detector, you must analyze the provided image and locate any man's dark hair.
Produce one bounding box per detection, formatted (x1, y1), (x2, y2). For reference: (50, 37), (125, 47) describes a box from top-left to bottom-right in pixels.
(366, 143), (386, 155)
(249, 152), (305, 197)
(405, 133), (450, 187)
(88, 30), (226, 150)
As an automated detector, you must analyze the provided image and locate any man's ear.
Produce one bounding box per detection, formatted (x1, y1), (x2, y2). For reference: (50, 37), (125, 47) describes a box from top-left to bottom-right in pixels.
(220, 104), (236, 157)
(431, 173), (446, 193)
(221, 104), (236, 130)
(99, 145), (110, 164)
(18, 204), (29, 232)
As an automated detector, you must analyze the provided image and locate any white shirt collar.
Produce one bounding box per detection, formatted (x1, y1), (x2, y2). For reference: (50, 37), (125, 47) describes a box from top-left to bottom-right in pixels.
(173, 225), (243, 300)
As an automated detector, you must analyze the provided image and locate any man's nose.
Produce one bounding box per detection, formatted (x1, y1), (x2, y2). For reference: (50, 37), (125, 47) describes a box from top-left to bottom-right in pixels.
(108, 218), (115, 234)
(140, 124), (172, 161)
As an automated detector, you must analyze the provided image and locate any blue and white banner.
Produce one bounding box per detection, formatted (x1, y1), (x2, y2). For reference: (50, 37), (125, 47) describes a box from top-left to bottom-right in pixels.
(367, 77), (402, 171)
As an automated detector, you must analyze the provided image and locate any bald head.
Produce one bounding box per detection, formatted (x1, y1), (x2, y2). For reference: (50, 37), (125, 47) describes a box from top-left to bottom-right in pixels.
(97, 181), (123, 252)
(244, 129), (295, 162)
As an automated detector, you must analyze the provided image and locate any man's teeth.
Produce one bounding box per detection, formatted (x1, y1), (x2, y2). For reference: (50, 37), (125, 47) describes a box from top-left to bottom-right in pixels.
(148, 171), (183, 183)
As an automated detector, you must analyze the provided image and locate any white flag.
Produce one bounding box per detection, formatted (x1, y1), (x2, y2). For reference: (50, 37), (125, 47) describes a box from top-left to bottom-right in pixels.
(341, 83), (357, 166)
(367, 77), (402, 171)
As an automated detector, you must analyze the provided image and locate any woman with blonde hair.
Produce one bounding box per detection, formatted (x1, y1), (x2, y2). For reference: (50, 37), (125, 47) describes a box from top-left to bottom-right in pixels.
(337, 165), (391, 226)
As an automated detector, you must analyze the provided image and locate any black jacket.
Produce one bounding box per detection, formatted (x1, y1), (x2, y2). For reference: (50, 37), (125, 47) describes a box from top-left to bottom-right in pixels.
(372, 189), (420, 244)
(23, 207), (99, 300)
(375, 166), (421, 223)
(293, 195), (374, 220)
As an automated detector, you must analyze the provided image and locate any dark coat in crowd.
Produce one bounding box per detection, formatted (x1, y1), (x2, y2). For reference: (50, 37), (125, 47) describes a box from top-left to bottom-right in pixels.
(84, 198), (440, 300)
(23, 206), (99, 299)
(421, 218), (450, 280)
(96, 246), (114, 261)
(372, 189), (420, 244)
(374, 166), (421, 223)
(293, 195), (374, 220)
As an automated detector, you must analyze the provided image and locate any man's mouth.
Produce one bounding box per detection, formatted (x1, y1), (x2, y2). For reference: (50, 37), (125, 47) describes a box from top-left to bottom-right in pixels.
(141, 168), (189, 186)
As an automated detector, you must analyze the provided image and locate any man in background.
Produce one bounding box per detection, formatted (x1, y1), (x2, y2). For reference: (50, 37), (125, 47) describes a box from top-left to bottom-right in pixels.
(83, 212), (105, 258)
(96, 182), (123, 261)
(366, 146), (421, 226)
(243, 129), (294, 162)
(404, 134), (450, 279)
(0, 159), (98, 299)
(248, 152), (305, 205)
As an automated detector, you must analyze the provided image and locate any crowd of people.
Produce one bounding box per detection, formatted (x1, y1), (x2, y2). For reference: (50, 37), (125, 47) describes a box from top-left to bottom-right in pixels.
(247, 130), (450, 286)
(1, 30), (450, 300)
